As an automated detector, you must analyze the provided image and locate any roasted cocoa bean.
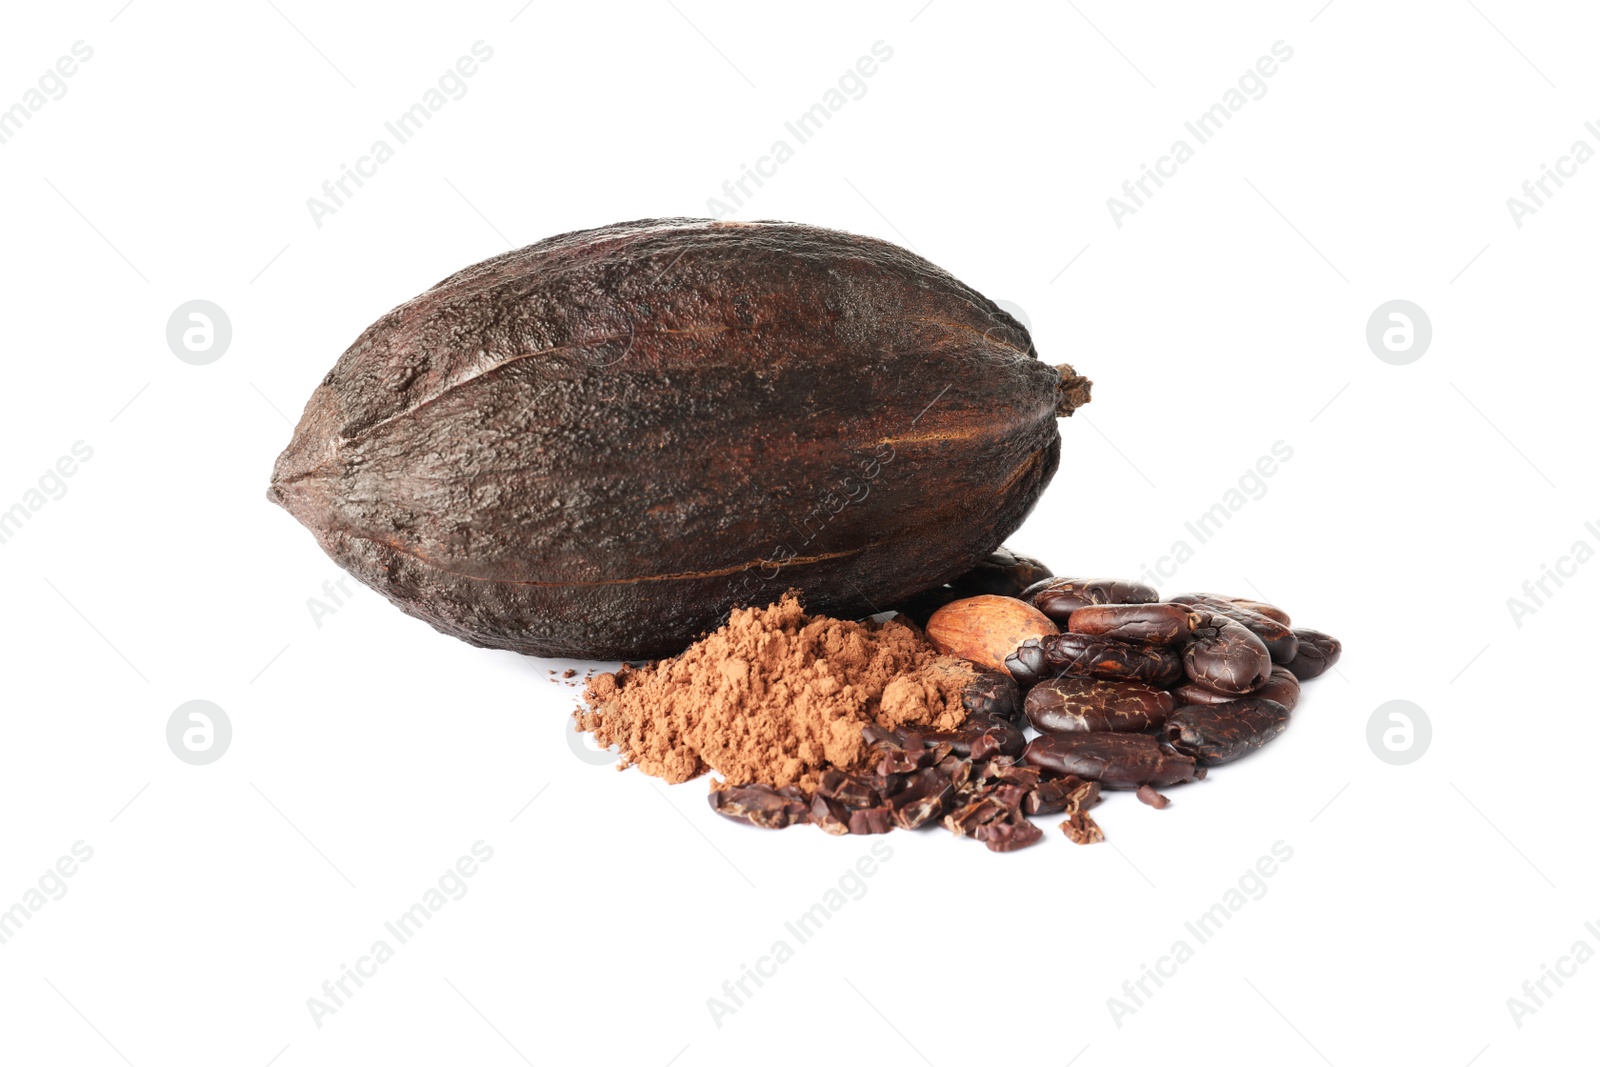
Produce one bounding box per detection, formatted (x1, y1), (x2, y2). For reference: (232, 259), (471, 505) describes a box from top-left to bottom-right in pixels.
(1162, 698), (1290, 765)
(1025, 632), (1184, 687)
(1172, 665), (1300, 712)
(960, 668), (1023, 723)
(1182, 613), (1272, 694)
(1024, 675), (1175, 733)
(1068, 602), (1201, 645)
(1287, 628), (1342, 680)
(1228, 598), (1291, 626)
(1024, 577), (1160, 622)
(1004, 638), (1052, 689)
(1171, 594), (1298, 664)
(1022, 733), (1198, 789)
(948, 547), (1054, 598)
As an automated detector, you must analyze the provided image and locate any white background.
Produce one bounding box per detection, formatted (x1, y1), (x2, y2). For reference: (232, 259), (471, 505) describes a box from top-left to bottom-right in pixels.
(1, 1), (1592, 1064)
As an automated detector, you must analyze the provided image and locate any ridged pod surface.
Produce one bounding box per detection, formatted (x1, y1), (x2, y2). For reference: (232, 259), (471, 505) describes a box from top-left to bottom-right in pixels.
(269, 218), (1089, 659)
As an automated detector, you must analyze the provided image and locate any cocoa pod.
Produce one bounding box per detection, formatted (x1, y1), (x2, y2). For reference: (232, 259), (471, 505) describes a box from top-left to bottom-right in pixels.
(268, 219), (1091, 659)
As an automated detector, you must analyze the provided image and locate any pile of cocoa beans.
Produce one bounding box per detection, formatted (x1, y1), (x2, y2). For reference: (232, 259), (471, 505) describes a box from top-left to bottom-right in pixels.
(709, 549), (1341, 853)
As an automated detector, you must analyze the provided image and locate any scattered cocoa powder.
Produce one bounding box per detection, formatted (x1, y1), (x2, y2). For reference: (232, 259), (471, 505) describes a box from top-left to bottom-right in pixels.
(575, 593), (975, 790)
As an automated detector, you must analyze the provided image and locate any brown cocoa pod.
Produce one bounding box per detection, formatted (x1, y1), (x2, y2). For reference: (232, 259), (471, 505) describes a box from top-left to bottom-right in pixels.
(1170, 594), (1298, 664)
(1173, 665), (1300, 712)
(1163, 699), (1290, 765)
(1068, 603), (1200, 645)
(1287, 628), (1342, 680)
(1022, 733), (1198, 789)
(1024, 675), (1175, 733)
(267, 219), (1092, 659)
(1031, 632), (1184, 687)
(1024, 577), (1160, 622)
(1182, 614), (1272, 694)
(947, 546), (1054, 598)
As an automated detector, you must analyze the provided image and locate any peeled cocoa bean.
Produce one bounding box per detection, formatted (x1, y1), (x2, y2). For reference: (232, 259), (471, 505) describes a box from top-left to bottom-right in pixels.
(1182, 614), (1272, 695)
(1287, 628), (1342, 680)
(1024, 577), (1160, 622)
(1163, 698), (1290, 765)
(1068, 603), (1201, 645)
(926, 595), (1058, 675)
(1172, 665), (1300, 712)
(1022, 732), (1198, 789)
(1024, 675), (1175, 733)
(268, 219), (1092, 660)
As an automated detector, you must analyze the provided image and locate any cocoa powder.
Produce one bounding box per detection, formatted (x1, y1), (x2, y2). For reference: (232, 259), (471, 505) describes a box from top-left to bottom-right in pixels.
(575, 593), (974, 789)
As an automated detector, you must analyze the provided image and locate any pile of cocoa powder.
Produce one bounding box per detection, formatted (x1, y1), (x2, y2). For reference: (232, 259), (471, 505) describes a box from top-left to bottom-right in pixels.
(574, 592), (974, 790)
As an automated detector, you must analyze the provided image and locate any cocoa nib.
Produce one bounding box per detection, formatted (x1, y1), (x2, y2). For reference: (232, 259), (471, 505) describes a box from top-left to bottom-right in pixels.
(708, 784), (811, 829)
(1136, 784), (1171, 809)
(1059, 810), (1105, 845)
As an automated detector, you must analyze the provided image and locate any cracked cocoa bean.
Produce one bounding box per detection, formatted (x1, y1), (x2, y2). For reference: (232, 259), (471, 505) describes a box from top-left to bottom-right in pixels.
(1024, 675), (1175, 733)
(1163, 698), (1290, 765)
